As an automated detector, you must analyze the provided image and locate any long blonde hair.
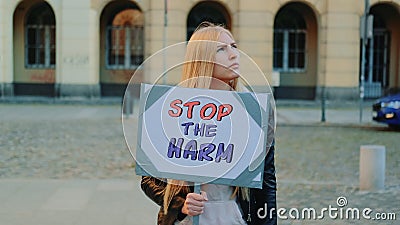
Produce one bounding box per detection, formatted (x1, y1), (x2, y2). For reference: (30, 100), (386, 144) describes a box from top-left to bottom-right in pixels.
(180, 22), (238, 90)
(163, 22), (247, 215)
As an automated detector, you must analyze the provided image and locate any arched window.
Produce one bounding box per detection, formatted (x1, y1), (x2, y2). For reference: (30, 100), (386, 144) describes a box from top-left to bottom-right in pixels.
(274, 8), (306, 72)
(106, 9), (144, 69)
(25, 2), (56, 68)
(187, 2), (230, 40)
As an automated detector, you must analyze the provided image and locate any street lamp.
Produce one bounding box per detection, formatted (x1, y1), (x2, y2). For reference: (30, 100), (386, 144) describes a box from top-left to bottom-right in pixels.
(359, 0), (373, 123)
(163, 0), (168, 85)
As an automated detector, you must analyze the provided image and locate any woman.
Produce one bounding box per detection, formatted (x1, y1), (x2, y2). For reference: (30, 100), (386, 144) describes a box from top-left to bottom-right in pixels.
(141, 22), (277, 225)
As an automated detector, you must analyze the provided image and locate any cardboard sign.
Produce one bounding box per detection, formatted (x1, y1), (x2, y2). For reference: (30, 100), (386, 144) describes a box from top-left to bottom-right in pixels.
(135, 84), (270, 188)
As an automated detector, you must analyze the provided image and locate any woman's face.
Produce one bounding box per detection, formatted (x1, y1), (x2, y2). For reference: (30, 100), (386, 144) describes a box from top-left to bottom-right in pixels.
(213, 32), (240, 83)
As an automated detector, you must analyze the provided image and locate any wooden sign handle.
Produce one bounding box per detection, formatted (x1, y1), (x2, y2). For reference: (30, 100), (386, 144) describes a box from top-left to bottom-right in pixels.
(193, 184), (201, 225)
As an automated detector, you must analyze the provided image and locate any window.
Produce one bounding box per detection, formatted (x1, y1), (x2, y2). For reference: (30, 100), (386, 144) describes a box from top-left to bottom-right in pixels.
(274, 9), (306, 72)
(106, 9), (144, 69)
(368, 29), (390, 86)
(186, 2), (230, 41)
(361, 14), (391, 98)
(25, 3), (56, 69)
(365, 15), (390, 88)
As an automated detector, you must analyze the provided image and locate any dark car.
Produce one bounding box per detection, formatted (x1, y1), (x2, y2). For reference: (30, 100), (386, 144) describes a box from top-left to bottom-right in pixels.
(372, 92), (400, 128)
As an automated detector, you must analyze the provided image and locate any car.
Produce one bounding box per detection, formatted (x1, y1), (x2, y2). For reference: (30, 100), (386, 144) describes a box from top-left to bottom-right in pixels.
(372, 92), (400, 128)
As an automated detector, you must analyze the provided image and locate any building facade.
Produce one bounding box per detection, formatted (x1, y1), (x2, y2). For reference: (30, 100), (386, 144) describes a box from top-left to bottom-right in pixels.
(0, 0), (399, 100)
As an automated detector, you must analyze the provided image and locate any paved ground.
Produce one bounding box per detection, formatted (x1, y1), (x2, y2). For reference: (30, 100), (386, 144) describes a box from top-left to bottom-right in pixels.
(0, 100), (398, 225)
(0, 178), (158, 225)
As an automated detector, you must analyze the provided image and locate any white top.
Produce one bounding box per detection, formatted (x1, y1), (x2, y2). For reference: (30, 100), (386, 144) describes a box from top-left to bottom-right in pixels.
(174, 184), (247, 225)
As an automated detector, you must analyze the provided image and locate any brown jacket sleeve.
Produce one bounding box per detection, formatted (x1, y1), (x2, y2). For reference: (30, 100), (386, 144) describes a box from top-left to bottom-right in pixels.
(140, 176), (188, 225)
(141, 176), (167, 206)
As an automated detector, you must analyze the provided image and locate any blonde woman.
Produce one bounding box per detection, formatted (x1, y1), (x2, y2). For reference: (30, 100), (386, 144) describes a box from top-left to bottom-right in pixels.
(141, 22), (277, 225)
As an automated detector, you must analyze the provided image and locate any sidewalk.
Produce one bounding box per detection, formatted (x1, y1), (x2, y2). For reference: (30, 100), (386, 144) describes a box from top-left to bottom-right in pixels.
(0, 98), (378, 126)
(276, 105), (375, 126)
(0, 178), (158, 225)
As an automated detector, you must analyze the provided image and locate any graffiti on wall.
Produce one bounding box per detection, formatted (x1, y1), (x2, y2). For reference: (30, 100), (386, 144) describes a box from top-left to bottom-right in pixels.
(30, 70), (55, 83)
(109, 69), (143, 83)
(63, 55), (89, 66)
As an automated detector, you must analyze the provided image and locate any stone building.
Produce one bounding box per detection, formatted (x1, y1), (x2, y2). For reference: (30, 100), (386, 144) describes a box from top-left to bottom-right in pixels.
(0, 0), (399, 100)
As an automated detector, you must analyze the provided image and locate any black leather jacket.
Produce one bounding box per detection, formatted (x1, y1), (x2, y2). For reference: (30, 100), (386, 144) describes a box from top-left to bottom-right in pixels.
(140, 146), (277, 225)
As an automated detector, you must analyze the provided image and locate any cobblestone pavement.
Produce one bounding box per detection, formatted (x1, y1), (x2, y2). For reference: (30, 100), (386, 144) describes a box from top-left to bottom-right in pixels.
(0, 104), (132, 179)
(0, 102), (399, 224)
(274, 125), (399, 225)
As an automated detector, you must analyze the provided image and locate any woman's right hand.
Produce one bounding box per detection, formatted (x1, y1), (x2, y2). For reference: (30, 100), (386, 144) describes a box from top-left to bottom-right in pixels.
(181, 191), (208, 216)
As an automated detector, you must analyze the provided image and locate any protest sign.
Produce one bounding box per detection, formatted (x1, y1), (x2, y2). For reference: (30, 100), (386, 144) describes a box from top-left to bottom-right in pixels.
(135, 83), (270, 188)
